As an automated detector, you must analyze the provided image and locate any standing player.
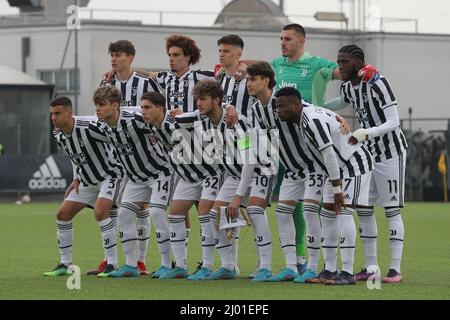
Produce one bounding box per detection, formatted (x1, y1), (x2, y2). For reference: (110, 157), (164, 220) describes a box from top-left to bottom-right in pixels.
(44, 97), (123, 277)
(140, 90), (222, 279)
(276, 88), (373, 285)
(91, 40), (162, 276)
(88, 86), (173, 277)
(215, 34), (255, 274)
(241, 64), (340, 283)
(338, 45), (408, 283)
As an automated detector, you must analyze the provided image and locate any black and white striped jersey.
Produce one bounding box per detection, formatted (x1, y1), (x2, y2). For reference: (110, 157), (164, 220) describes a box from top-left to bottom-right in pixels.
(199, 109), (255, 178)
(54, 116), (123, 186)
(220, 75), (254, 119)
(251, 91), (318, 180)
(110, 71), (161, 107)
(301, 106), (373, 178)
(149, 110), (219, 183)
(340, 75), (408, 162)
(156, 69), (215, 112)
(88, 111), (171, 182)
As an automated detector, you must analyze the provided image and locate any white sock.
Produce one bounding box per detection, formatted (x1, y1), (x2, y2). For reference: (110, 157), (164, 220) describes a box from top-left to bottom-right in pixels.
(185, 228), (191, 260)
(339, 208), (357, 275)
(199, 214), (215, 270)
(232, 227), (240, 268)
(275, 203), (297, 271)
(57, 220), (73, 265)
(104, 207), (119, 261)
(319, 208), (338, 273)
(150, 204), (171, 268)
(247, 206), (272, 271)
(118, 202), (138, 267)
(98, 217), (118, 266)
(136, 208), (150, 263)
(169, 214), (187, 269)
(303, 203), (321, 272)
(386, 208), (404, 273)
(210, 209), (234, 270)
(357, 207), (378, 268)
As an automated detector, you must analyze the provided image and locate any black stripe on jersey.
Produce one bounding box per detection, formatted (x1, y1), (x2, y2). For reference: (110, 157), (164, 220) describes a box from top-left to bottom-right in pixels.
(379, 77), (396, 101)
(362, 83), (377, 128)
(183, 75), (191, 113)
(382, 134), (392, 160)
(282, 122), (315, 173)
(75, 128), (104, 182)
(131, 117), (169, 177)
(333, 146), (355, 177)
(391, 130), (402, 157)
(112, 124), (147, 181)
(360, 144), (373, 171)
(66, 134), (95, 185)
(352, 150), (366, 175)
(400, 131), (408, 149)
(123, 119), (158, 179)
(373, 137), (383, 162)
(312, 118), (330, 146)
(120, 82), (127, 103)
(131, 76), (140, 107)
(146, 78), (160, 92)
(371, 91), (387, 123)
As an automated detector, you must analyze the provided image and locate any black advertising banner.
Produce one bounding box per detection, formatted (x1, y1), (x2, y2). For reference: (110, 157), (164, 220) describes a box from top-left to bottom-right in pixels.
(0, 154), (72, 193)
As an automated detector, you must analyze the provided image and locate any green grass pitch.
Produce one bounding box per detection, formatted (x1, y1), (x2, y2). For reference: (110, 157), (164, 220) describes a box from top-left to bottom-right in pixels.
(0, 202), (449, 300)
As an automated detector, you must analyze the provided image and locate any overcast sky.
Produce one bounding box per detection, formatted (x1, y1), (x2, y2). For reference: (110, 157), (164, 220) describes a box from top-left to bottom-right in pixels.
(1, 0), (449, 34)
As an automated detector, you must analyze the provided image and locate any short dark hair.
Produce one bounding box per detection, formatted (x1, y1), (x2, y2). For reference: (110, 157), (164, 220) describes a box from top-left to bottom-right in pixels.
(141, 92), (166, 108)
(166, 34), (201, 66)
(50, 96), (72, 108)
(275, 86), (302, 101)
(108, 40), (136, 56)
(93, 86), (121, 106)
(193, 80), (224, 101)
(338, 44), (365, 63)
(247, 62), (276, 89)
(217, 34), (244, 49)
(283, 23), (306, 37)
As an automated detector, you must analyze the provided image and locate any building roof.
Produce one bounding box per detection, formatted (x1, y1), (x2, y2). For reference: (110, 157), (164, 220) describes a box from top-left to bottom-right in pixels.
(0, 64), (46, 85)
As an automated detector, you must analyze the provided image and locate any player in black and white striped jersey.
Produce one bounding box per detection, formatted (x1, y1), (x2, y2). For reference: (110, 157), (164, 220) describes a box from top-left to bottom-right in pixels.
(338, 45), (407, 283)
(99, 40), (161, 275)
(88, 86), (173, 278)
(103, 40), (161, 107)
(215, 34), (256, 271)
(155, 35), (215, 112)
(284, 87), (373, 285)
(44, 96), (123, 278)
(244, 63), (334, 282)
(140, 91), (224, 280)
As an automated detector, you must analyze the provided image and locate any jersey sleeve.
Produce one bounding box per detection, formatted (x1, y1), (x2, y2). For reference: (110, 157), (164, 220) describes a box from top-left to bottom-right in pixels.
(370, 76), (397, 110)
(175, 110), (201, 129)
(156, 72), (168, 89)
(195, 70), (215, 81)
(146, 77), (161, 93)
(88, 121), (110, 143)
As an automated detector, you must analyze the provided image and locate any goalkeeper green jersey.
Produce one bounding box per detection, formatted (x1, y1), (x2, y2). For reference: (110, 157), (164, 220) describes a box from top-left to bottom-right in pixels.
(271, 52), (337, 106)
